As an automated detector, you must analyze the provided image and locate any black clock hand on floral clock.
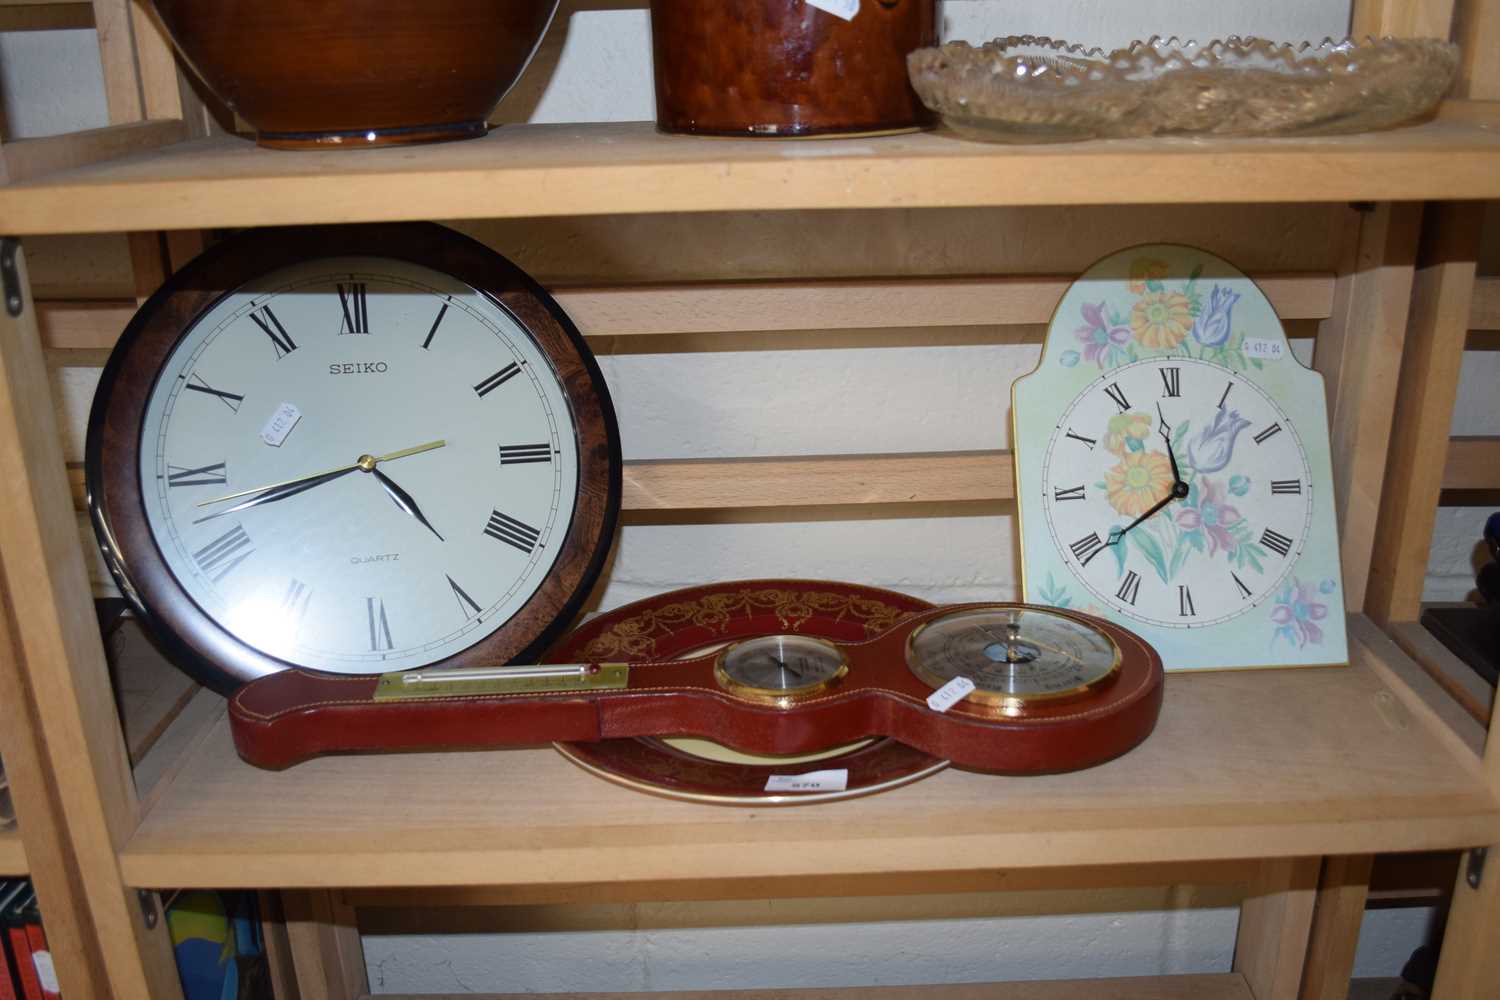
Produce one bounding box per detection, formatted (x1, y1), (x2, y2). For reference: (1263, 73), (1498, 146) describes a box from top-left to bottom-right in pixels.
(370, 467), (445, 542)
(1156, 402), (1185, 487)
(1105, 487), (1184, 547)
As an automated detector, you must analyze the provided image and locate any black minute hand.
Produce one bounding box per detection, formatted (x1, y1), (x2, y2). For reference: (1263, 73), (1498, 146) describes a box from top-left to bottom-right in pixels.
(1106, 490), (1177, 547)
(193, 466), (356, 524)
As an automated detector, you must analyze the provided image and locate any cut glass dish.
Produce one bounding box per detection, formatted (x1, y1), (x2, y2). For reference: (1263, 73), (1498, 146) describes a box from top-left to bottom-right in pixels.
(906, 35), (1459, 143)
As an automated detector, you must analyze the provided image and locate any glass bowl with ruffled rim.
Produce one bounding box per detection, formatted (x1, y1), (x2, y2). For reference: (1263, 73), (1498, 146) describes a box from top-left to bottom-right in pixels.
(906, 35), (1459, 143)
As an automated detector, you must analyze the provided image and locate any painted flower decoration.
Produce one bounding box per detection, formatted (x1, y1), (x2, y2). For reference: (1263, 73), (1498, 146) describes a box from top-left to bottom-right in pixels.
(1190, 284), (1240, 348)
(1129, 257), (1169, 294)
(1073, 301), (1132, 366)
(1271, 579), (1329, 647)
(1130, 291), (1193, 349)
(1103, 411), (1153, 457)
(1176, 476), (1242, 557)
(1186, 408), (1251, 474)
(1106, 451), (1174, 517)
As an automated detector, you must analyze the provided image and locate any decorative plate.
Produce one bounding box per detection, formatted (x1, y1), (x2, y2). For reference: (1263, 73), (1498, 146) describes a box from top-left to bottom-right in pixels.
(544, 579), (947, 804)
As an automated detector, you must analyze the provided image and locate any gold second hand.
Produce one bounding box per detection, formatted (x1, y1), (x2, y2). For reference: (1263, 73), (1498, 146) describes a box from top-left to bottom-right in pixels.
(195, 439), (447, 507)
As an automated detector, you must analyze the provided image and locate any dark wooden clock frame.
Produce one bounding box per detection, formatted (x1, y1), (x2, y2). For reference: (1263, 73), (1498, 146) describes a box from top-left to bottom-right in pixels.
(86, 222), (622, 694)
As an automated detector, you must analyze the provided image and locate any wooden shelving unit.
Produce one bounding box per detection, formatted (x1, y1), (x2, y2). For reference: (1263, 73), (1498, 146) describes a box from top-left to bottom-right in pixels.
(2, 0), (1499, 998)
(3, 105), (1500, 233)
(120, 618), (1493, 891)
(0, 829), (26, 875)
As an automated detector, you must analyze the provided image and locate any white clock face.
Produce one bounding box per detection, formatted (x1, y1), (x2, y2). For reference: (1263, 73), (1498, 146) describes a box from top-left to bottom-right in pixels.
(1041, 357), (1312, 627)
(137, 257), (580, 672)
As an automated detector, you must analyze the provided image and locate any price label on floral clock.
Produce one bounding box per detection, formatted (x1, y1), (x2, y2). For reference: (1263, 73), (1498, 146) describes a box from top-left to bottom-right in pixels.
(1012, 244), (1347, 670)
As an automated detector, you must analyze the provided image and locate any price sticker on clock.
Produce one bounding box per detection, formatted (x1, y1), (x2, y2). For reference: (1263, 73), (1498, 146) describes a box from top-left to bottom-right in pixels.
(259, 401), (302, 447)
(1242, 337), (1286, 361)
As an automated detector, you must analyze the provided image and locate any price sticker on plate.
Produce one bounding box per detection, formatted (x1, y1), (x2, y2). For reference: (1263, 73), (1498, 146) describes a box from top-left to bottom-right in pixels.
(806, 0), (859, 20)
(765, 769), (849, 793)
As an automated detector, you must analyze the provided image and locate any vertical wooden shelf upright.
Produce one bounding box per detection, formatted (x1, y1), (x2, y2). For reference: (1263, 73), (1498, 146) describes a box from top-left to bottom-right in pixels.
(2, 1), (1500, 999)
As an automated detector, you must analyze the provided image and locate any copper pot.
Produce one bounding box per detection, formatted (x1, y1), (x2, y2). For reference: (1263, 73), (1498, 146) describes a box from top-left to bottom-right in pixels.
(147, 0), (560, 149)
(650, 0), (938, 137)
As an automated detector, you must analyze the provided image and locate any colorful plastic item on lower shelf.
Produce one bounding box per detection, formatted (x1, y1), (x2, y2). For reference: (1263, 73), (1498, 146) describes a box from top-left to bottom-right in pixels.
(167, 891), (271, 1000)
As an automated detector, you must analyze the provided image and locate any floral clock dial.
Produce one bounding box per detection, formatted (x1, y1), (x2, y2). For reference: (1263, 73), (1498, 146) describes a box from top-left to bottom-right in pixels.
(1014, 244), (1347, 671)
(1042, 357), (1312, 628)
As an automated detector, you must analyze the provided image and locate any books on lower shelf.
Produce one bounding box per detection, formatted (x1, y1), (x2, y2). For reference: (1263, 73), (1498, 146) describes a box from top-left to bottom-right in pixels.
(0, 881), (59, 1000)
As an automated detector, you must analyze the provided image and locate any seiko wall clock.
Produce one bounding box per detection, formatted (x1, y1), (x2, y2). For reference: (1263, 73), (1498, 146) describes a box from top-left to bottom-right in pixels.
(1013, 244), (1347, 670)
(87, 223), (621, 693)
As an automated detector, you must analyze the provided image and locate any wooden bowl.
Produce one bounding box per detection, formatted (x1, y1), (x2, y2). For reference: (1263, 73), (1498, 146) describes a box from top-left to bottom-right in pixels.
(147, 0), (560, 149)
(649, 0), (938, 137)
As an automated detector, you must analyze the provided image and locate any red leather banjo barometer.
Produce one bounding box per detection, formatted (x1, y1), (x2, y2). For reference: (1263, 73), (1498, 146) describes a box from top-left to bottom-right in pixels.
(229, 601), (1164, 774)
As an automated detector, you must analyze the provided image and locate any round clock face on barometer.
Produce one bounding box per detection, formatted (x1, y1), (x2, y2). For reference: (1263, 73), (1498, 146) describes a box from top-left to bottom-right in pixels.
(1013, 244), (1347, 671)
(88, 224), (621, 693)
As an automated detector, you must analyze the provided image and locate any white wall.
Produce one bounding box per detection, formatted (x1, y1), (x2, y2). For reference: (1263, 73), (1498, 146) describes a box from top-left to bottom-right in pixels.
(2, 0), (1483, 991)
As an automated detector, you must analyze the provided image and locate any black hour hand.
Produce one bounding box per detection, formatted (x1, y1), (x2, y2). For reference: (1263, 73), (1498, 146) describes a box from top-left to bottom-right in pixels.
(372, 468), (445, 542)
(1157, 402), (1183, 484)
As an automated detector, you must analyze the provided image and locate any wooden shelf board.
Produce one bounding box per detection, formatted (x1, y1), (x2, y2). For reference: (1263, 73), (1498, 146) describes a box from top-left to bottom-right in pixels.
(0, 827), (27, 875)
(6, 105), (1500, 234)
(119, 616), (1499, 890)
(359, 974), (1254, 1000)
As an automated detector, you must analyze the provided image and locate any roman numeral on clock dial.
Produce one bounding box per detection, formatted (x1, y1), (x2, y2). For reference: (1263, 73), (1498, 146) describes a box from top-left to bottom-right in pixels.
(167, 461), (227, 487)
(193, 524), (253, 584)
(1159, 367), (1181, 398)
(281, 578), (312, 625)
(420, 302), (449, 350)
(1232, 572), (1252, 599)
(1270, 479), (1302, 495)
(184, 374), (244, 412)
(1065, 429), (1096, 449)
(474, 362), (521, 398)
(1178, 585), (1196, 617)
(499, 443), (552, 465)
(249, 305), (297, 359)
(446, 574), (483, 620)
(1070, 532), (1105, 566)
(1253, 423), (1282, 445)
(367, 597), (394, 651)
(1115, 571), (1141, 606)
(1104, 382), (1130, 412)
(1053, 485), (1085, 502)
(1261, 528), (1294, 557)
(484, 509), (541, 554)
(338, 282), (370, 334)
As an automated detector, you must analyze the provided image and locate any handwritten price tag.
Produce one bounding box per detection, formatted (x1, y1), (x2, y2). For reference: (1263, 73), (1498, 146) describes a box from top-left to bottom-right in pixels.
(260, 401), (303, 447)
(1242, 338), (1286, 361)
(926, 676), (976, 713)
(806, 0), (859, 20)
(765, 769), (849, 793)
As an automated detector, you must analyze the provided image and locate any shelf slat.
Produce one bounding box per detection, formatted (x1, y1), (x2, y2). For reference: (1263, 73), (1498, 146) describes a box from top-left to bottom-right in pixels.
(0, 828), (26, 875)
(6, 106), (1500, 235)
(120, 615), (1499, 890)
(360, 976), (1255, 1000)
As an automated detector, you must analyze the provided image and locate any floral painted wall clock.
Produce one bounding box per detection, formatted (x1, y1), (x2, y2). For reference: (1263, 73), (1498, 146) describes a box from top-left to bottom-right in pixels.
(1013, 244), (1347, 670)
